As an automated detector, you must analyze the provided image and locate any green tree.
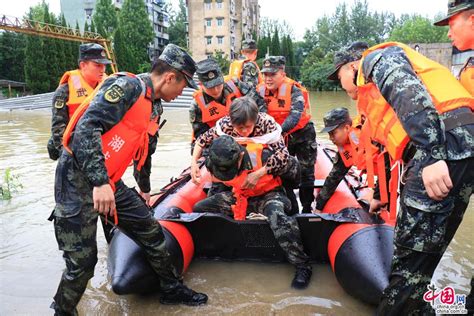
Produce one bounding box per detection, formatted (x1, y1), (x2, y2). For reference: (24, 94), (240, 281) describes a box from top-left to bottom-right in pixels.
(212, 50), (231, 73)
(114, 0), (154, 72)
(43, 4), (61, 90)
(271, 27), (281, 55)
(168, 0), (187, 48)
(300, 48), (338, 91)
(24, 8), (49, 93)
(93, 0), (118, 38)
(0, 32), (26, 82)
(389, 15), (449, 43)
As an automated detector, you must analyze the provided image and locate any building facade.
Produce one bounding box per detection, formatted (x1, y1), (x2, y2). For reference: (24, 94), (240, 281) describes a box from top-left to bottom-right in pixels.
(187, 0), (260, 62)
(60, 0), (169, 58)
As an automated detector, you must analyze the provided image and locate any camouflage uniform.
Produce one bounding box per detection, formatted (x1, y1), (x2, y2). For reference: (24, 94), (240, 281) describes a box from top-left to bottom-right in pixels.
(47, 84), (70, 160)
(193, 136), (310, 271)
(358, 46), (474, 315)
(50, 44), (206, 314)
(260, 56), (317, 213)
(230, 38), (261, 87)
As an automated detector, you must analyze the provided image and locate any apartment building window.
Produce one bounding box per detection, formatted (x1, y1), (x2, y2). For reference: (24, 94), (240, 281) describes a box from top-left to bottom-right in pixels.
(205, 19), (212, 27)
(206, 36), (212, 45)
(217, 36), (224, 45)
(204, 0), (212, 10)
(217, 18), (223, 26)
(216, 0), (223, 8)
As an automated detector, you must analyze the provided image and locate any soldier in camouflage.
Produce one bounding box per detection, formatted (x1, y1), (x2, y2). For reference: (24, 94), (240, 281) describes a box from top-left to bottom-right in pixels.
(189, 58), (265, 149)
(435, 1), (474, 312)
(193, 135), (312, 289)
(228, 38), (262, 87)
(258, 56), (317, 214)
(330, 41), (474, 315)
(47, 43), (111, 161)
(50, 44), (207, 315)
(435, 0), (474, 95)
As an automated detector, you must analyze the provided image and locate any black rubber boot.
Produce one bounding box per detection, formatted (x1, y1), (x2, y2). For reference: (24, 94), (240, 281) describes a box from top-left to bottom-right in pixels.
(299, 186), (314, 213)
(160, 283), (208, 306)
(291, 265), (312, 289)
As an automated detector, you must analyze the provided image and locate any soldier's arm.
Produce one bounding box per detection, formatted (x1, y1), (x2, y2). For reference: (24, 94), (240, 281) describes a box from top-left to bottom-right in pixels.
(364, 47), (447, 166)
(281, 85), (304, 134)
(315, 153), (350, 210)
(260, 114), (290, 175)
(72, 76), (142, 187)
(189, 100), (210, 141)
(49, 84), (69, 156)
(235, 79), (266, 110)
(240, 62), (259, 87)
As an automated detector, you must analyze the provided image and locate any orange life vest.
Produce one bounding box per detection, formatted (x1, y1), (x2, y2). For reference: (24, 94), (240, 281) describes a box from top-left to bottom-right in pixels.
(356, 42), (474, 163)
(221, 142), (282, 221)
(193, 76), (243, 128)
(63, 72), (159, 185)
(228, 59), (264, 84)
(459, 60), (474, 96)
(357, 42), (474, 218)
(59, 69), (97, 117)
(257, 77), (311, 134)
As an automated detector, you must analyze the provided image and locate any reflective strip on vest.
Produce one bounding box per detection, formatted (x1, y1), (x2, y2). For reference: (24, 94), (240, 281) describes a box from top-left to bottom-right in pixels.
(257, 77), (311, 134)
(59, 69), (95, 118)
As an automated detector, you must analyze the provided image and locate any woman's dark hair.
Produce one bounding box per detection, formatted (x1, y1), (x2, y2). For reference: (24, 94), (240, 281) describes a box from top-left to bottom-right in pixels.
(230, 96), (258, 126)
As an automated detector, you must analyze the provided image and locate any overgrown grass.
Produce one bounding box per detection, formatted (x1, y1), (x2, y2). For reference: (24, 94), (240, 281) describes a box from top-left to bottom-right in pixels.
(1, 168), (23, 200)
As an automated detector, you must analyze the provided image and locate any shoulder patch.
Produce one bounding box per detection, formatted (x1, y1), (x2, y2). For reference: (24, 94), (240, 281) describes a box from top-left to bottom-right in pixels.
(104, 84), (125, 103)
(54, 98), (66, 109)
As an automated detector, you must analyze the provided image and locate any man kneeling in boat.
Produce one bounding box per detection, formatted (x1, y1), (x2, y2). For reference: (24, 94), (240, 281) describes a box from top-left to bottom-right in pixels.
(190, 97), (312, 289)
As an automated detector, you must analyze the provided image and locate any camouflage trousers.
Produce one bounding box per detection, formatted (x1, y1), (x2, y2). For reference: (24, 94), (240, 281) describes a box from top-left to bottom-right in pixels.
(377, 157), (474, 316)
(193, 187), (310, 267)
(287, 121), (317, 212)
(51, 156), (180, 315)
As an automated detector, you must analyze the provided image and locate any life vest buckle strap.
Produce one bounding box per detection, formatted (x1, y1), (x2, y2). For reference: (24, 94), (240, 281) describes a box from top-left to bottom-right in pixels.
(442, 111), (474, 131)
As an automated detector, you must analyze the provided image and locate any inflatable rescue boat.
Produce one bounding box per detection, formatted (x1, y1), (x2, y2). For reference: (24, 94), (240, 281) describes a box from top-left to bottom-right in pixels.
(108, 146), (396, 305)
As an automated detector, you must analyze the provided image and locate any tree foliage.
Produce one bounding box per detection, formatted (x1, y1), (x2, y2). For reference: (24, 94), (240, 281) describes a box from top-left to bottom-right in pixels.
(168, 0), (187, 48)
(212, 50), (231, 74)
(389, 14), (449, 43)
(93, 0), (118, 39)
(114, 0), (154, 72)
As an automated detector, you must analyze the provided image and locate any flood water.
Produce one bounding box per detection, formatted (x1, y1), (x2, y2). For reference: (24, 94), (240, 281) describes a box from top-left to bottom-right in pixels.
(0, 91), (472, 315)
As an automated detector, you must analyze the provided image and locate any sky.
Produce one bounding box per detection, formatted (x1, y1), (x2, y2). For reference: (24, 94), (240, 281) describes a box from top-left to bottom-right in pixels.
(2, 0), (449, 39)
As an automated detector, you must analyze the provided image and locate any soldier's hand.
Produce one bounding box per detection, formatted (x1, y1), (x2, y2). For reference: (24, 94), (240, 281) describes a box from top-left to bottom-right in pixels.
(242, 168), (265, 189)
(139, 191), (151, 205)
(191, 162), (201, 185)
(93, 184), (116, 216)
(369, 198), (386, 214)
(422, 160), (453, 201)
(312, 209), (322, 214)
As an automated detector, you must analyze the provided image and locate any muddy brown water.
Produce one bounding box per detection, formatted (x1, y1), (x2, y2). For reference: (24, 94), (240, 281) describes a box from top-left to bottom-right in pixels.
(0, 91), (472, 315)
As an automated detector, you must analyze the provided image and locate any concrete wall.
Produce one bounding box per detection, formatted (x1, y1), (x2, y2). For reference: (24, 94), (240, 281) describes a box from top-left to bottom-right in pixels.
(409, 43), (453, 68)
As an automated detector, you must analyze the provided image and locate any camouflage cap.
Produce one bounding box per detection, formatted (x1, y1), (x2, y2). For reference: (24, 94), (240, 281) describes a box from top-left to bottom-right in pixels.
(261, 56), (286, 73)
(434, 0), (473, 26)
(158, 44), (198, 89)
(242, 38), (257, 50)
(327, 41), (369, 81)
(320, 107), (352, 133)
(79, 43), (111, 65)
(206, 135), (243, 181)
(196, 58), (224, 89)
